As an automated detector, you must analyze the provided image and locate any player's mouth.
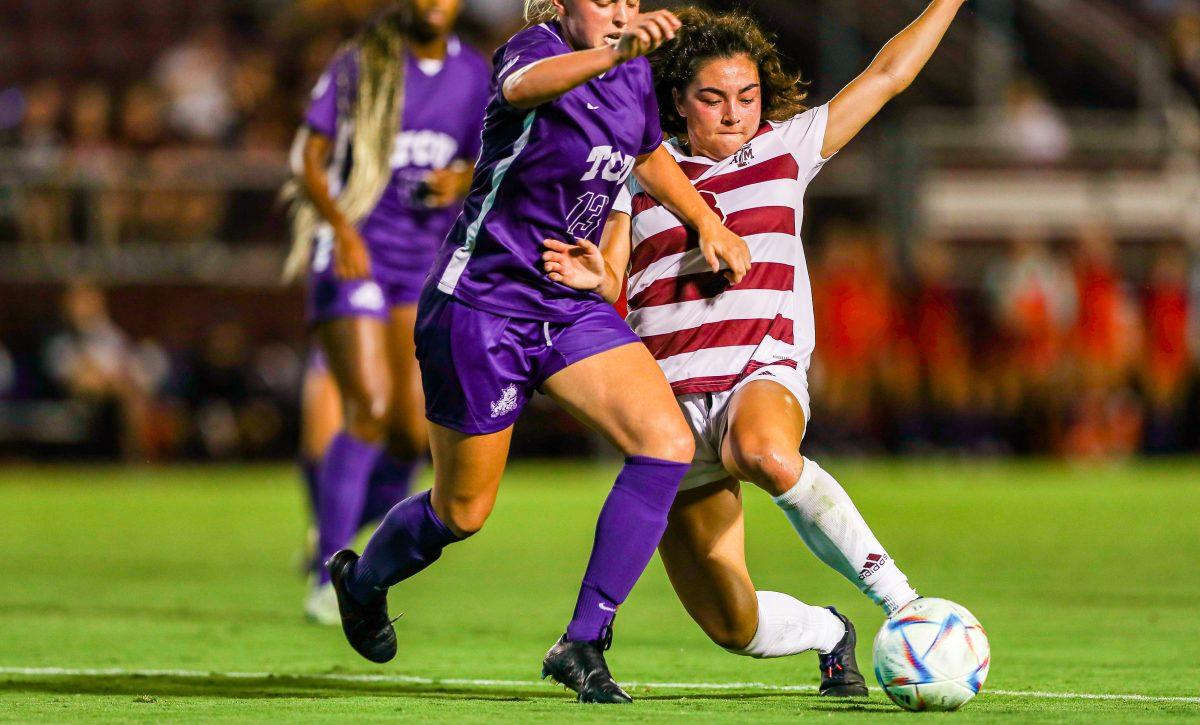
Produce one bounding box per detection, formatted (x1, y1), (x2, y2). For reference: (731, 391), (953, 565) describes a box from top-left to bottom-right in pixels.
(603, 32), (621, 46)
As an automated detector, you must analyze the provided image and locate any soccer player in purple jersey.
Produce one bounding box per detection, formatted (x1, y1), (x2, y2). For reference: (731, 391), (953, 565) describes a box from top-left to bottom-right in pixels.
(283, 0), (491, 623)
(325, 0), (752, 704)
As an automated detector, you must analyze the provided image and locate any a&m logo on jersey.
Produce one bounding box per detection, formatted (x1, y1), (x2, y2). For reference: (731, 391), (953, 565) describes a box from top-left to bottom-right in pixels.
(733, 143), (755, 168)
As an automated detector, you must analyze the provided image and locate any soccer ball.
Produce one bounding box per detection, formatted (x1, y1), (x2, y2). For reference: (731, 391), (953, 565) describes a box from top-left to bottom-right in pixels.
(872, 598), (990, 712)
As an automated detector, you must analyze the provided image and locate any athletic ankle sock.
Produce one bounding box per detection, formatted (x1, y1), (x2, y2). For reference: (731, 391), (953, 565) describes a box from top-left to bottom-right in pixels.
(566, 456), (688, 642)
(728, 591), (846, 657)
(772, 458), (919, 615)
(348, 489), (461, 604)
(360, 455), (419, 527)
(317, 432), (382, 585)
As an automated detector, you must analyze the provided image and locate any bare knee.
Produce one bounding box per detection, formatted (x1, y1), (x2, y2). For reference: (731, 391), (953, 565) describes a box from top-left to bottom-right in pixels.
(432, 494), (493, 538)
(343, 393), (389, 443)
(627, 414), (695, 464)
(727, 434), (803, 497)
(699, 609), (758, 651)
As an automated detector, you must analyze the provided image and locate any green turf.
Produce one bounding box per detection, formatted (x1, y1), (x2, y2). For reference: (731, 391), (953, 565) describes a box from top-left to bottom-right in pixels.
(0, 460), (1198, 722)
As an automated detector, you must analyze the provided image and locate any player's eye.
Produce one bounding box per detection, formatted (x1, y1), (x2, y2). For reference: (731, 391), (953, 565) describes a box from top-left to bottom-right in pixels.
(740, 97), (757, 106)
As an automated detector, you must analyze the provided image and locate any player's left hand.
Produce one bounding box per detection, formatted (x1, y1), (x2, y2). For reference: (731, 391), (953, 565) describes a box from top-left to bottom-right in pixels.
(542, 237), (606, 291)
(421, 163), (473, 208)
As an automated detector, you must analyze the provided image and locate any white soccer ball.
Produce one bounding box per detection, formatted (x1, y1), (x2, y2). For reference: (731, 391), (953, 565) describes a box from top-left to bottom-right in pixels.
(872, 598), (990, 712)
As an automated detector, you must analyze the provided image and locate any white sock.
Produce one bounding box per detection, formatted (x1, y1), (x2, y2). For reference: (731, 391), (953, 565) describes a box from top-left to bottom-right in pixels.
(772, 457), (919, 616)
(727, 591), (845, 658)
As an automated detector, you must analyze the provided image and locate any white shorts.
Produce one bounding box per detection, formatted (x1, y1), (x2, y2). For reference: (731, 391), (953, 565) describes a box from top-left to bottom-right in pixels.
(676, 364), (811, 492)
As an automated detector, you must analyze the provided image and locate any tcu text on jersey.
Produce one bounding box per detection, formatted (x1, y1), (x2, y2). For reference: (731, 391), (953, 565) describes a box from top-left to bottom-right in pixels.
(581, 145), (636, 183)
(390, 130), (459, 170)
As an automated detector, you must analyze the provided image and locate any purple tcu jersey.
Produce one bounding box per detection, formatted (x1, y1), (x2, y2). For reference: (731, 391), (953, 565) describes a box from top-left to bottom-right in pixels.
(306, 37), (490, 288)
(429, 21), (663, 322)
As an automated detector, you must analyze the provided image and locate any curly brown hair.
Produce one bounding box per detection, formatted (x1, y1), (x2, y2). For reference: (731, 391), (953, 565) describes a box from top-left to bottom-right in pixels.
(650, 7), (808, 141)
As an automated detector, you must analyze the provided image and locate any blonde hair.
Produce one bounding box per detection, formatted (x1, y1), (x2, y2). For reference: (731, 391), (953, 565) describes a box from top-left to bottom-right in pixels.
(282, 9), (409, 282)
(524, 0), (559, 23)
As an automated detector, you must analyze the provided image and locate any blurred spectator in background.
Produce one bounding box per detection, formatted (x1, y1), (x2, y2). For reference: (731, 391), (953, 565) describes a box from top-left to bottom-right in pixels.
(1141, 248), (1194, 451)
(1168, 8), (1200, 105)
(812, 222), (896, 451)
(1063, 228), (1144, 460)
(907, 240), (982, 451)
(16, 79), (68, 251)
(985, 234), (1076, 452)
(153, 23), (236, 145)
(68, 83), (122, 248)
(41, 280), (148, 459)
(998, 77), (1072, 164)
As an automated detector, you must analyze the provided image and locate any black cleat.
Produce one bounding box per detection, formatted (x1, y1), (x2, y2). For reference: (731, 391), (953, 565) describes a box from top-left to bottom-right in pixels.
(541, 628), (632, 704)
(819, 606), (869, 697)
(327, 549), (397, 664)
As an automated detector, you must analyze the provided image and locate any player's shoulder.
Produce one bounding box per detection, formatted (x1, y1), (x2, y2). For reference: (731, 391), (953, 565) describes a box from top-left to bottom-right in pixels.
(450, 36), (491, 71)
(506, 21), (569, 52)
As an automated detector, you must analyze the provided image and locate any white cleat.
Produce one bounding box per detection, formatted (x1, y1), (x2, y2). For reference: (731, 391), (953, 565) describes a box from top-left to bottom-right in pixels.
(304, 582), (341, 626)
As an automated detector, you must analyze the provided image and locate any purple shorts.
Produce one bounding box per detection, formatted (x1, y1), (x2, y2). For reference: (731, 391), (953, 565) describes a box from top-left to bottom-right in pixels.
(415, 287), (641, 435)
(305, 230), (428, 326)
(306, 267), (423, 326)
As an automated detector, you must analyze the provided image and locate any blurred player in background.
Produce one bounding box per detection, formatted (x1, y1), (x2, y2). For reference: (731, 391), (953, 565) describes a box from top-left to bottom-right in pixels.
(283, 0), (491, 625)
(324, 0), (751, 704)
(543, 0), (966, 696)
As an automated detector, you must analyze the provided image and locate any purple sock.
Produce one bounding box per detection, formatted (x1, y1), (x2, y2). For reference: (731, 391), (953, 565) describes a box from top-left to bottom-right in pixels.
(359, 455), (419, 528)
(300, 457), (320, 521)
(566, 456), (687, 642)
(347, 489), (461, 603)
(317, 432), (382, 585)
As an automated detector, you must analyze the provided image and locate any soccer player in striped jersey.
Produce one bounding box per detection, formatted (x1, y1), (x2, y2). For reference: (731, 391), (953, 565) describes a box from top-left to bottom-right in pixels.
(543, 0), (966, 696)
(325, 0), (751, 704)
(283, 1), (491, 624)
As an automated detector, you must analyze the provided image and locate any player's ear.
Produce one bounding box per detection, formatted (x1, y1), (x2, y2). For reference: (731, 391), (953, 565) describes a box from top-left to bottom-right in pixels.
(673, 87), (686, 119)
(551, 0), (569, 18)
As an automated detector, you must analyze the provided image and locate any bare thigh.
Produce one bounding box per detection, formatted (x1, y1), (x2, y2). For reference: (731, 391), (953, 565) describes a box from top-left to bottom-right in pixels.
(658, 478), (759, 650)
(720, 380), (808, 497)
(541, 343), (693, 463)
(315, 317), (392, 442)
(383, 304), (427, 459)
(426, 422), (513, 538)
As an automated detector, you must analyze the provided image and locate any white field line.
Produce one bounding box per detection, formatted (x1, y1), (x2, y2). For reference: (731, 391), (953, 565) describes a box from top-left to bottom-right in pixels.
(0, 667), (1197, 705)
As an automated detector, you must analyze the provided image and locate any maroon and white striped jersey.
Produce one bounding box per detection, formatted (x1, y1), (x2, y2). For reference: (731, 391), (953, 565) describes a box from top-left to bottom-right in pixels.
(612, 105), (832, 396)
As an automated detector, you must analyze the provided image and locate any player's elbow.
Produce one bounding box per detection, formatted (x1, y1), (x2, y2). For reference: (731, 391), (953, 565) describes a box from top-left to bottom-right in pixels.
(874, 64), (915, 98)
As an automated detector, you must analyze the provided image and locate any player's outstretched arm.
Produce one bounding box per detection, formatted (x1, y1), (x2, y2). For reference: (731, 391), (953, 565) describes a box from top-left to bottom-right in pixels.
(633, 145), (750, 284)
(541, 212), (629, 304)
(823, 0), (966, 158)
(504, 10), (681, 110)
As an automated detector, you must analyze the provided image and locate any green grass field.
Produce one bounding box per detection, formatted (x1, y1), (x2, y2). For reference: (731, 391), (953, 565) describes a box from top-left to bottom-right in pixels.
(1, 460), (1198, 722)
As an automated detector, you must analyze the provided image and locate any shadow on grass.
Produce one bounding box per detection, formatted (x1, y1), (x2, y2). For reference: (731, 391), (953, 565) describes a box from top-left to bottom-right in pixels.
(0, 674), (896, 710)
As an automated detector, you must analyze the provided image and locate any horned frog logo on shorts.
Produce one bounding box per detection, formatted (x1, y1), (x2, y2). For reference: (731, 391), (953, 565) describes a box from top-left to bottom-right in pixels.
(490, 384), (520, 419)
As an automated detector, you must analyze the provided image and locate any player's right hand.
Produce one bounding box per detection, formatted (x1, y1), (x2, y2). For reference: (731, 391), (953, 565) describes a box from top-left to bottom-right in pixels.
(615, 10), (681, 62)
(697, 220), (751, 285)
(333, 222), (371, 280)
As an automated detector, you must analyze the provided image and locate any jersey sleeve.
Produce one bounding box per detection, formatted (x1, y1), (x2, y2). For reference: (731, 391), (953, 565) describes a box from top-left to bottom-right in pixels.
(495, 25), (569, 112)
(774, 104), (833, 183)
(305, 50), (358, 138)
(611, 182), (634, 217)
(635, 59), (664, 156)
